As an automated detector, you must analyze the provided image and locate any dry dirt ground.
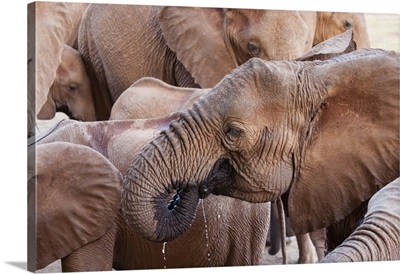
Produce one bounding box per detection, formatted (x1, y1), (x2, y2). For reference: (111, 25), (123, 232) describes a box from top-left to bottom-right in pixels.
(33, 12), (398, 273)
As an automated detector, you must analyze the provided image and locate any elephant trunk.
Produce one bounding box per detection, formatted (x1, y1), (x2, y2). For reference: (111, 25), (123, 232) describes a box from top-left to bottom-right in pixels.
(320, 216), (400, 262)
(321, 179), (400, 262)
(121, 108), (217, 242)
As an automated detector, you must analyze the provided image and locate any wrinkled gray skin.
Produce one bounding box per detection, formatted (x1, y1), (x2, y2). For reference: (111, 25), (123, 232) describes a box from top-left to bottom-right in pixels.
(321, 177), (400, 262)
(29, 116), (269, 272)
(121, 46), (399, 260)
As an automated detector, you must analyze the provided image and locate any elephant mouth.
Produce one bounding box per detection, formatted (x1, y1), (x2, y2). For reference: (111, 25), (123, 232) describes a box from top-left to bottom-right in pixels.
(199, 158), (236, 199)
(57, 104), (74, 119)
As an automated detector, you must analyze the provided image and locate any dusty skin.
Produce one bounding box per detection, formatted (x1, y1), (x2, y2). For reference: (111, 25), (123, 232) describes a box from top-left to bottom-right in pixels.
(32, 11), (398, 273)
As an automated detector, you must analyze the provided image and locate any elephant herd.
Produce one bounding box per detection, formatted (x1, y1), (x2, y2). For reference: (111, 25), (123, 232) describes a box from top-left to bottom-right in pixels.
(27, 2), (399, 273)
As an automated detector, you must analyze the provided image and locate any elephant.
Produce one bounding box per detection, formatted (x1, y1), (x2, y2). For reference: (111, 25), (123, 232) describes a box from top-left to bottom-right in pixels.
(28, 141), (122, 272)
(110, 77), (209, 120)
(120, 45), (399, 263)
(320, 177), (400, 262)
(314, 12), (370, 48)
(109, 30), (356, 263)
(109, 29), (358, 122)
(36, 44), (95, 122)
(27, 2), (92, 137)
(78, 4), (319, 120)
(78, 4), (370, 120)
(28, 116), (270, 272)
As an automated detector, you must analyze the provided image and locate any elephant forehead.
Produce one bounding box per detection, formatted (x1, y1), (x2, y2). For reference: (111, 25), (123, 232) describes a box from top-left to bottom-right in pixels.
(211, 58), (298, 114)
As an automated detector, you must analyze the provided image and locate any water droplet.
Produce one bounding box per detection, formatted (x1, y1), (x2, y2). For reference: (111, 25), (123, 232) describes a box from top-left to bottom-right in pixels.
(162, 241), (167, 268)
(200, 199), (211, 262)
(217, 201), (222, 220)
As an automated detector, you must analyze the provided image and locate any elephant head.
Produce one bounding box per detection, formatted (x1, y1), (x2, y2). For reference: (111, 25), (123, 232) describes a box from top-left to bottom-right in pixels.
(37, 45), (96, 121)
(28, 2), (90, 130)
(159, 7), (316, 88)
(314, 12), (370, 48)
(121, 38), (399, 243)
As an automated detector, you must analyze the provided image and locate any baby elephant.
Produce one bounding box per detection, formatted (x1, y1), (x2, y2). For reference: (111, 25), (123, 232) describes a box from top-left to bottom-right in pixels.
(37, 44), (96, 122)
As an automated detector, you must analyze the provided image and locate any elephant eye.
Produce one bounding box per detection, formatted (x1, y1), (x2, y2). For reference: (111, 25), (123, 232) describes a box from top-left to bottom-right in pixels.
(247, 42), (260, 56)
(225, 126), (242, 142)
(68, 84), (77, 92)
(343, 20), (353, 29)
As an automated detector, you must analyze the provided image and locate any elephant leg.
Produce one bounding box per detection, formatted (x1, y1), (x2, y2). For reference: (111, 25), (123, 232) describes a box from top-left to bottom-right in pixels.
(309, 228), (326, 261)
(296, 233), (317, 264)
(61, 222), (117, 272)
(267, 202), (281, 255)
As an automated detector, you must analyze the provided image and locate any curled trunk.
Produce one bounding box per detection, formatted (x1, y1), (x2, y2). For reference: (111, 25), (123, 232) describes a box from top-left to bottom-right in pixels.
(121, 145), (201, 242)
(121, 107), (219, 242)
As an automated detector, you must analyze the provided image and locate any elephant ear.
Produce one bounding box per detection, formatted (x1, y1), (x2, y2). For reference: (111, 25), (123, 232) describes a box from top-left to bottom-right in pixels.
(288, 50), (400, 234)
(295, 30), (356, 61)
(36, 96), (57, 120)
(159, 7), (236, 88)
(29, 142), (122, 270)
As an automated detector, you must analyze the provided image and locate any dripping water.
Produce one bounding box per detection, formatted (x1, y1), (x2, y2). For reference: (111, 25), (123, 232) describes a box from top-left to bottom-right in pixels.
(162, 241), (167, 268)
(217, 201), (221, 220)
(199, 199), (211, 262)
